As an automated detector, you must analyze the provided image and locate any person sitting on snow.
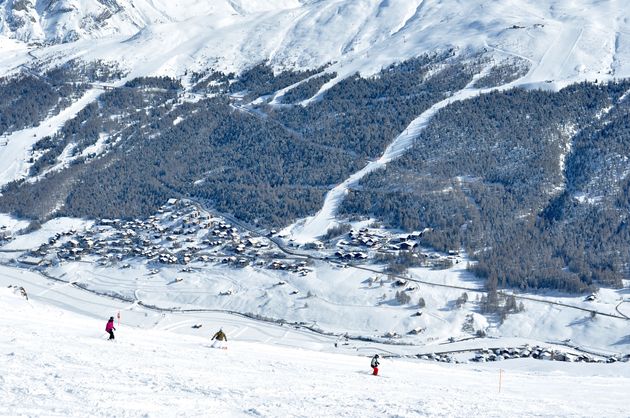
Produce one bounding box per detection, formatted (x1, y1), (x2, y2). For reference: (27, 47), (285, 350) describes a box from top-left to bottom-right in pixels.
(211, 328), (228, 349)
(105, 316), (116, 340)
(371, 354), (380, 375)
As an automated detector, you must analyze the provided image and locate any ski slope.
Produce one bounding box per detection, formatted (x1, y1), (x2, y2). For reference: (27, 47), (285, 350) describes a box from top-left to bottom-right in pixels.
(0, 88), (103, 189)
(1, 7), (630, 414)
(0, 0), (302, 44)
(286, 67), (505, 242)
(1, 285), (630, 417)
(2, 0), (625, 244)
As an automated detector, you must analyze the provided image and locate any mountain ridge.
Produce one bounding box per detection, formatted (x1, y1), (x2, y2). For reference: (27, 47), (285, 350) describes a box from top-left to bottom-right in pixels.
(0, 0), (627, 85)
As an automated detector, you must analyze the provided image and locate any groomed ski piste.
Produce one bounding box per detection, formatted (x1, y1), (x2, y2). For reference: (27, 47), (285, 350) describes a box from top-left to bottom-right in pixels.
(2, 280), (630, 418)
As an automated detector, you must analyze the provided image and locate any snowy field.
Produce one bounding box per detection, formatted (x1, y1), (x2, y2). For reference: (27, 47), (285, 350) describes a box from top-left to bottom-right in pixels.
(1, 210), (629, 355)
(2, 286), (630, 418)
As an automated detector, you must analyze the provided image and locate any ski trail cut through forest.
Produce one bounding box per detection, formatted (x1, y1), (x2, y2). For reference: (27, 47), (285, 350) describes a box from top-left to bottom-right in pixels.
(288, 67), (516, 242)
(0, 88), (104, 189)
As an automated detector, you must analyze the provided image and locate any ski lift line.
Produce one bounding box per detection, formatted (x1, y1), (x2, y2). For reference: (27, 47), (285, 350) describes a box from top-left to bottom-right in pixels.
(229, 103), (358, 158)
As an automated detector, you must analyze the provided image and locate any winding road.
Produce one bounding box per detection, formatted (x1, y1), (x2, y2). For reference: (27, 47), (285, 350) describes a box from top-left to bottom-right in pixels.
(616, 300), (630, 319)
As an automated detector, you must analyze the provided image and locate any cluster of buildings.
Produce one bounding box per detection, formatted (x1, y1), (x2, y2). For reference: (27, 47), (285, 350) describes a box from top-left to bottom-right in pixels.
(0, 225), (13, 242)
(17, 199), (312, 276)
(331, 227), (460, 267)
(471, 345), (630, 364)
(9, 200), (462, 278)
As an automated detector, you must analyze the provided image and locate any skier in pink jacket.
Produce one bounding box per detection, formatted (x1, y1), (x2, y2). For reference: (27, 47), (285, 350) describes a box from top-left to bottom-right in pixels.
(105, 316), (116, 340)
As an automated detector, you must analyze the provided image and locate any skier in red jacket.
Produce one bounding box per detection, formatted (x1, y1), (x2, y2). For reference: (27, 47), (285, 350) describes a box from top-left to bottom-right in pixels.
(105, 316), (116, 340)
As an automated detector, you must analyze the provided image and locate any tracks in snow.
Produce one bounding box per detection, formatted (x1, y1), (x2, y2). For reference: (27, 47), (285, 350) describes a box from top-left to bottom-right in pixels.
(616, 300), (630, 319)
(289, 66), (509, 243)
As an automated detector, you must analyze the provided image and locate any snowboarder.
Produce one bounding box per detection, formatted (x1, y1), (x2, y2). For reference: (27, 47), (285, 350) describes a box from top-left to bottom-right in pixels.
(371, 354), (380, 375)
(211, 328), (227, 349)
(105, 316), (116, 340)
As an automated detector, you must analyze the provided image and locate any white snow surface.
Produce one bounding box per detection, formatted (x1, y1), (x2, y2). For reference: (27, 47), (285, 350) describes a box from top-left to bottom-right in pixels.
(0, 213), (29, 234)
(0, 1), (629, 238)
(0, 202), (627, 354)
(0, 0), (628, 83)
(0, 0), (302, 44)
(1, 7), (630, 413)
(2, 0), (625, 242)
(1, 210), (629, 355)
(2, 281), (630, 417)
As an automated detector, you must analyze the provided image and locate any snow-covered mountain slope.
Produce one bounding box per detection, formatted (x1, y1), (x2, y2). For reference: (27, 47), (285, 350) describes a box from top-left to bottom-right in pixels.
(2, 285), (630, 417)
(0, 0), (628, 85)
(0, 0), (301, 44)
(0, 87), (103, 189)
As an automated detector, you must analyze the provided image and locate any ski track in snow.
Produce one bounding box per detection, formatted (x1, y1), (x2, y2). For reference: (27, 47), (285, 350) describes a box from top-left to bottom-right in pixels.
(0, 0), (627, 208)
(0, 5), (628, 414)
(289, 66), (505, 242)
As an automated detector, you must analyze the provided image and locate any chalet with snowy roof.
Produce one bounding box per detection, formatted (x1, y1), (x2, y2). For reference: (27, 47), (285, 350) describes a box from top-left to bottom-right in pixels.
(398, 241), (418, 250)
(19, 255), (45, 266)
